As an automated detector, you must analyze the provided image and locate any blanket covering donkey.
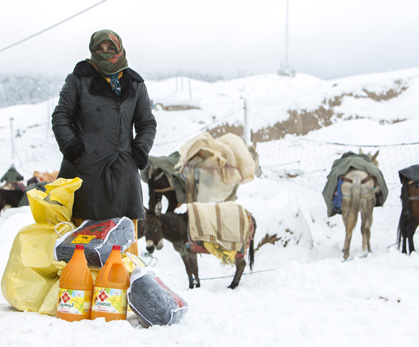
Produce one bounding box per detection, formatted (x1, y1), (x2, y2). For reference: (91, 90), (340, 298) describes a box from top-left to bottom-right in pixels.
(141, 132), (260, 212)
(175, 133), (257, 203)
(142, 201), (256, 289)
(322, 151), (388, 259)
(322, 152), (388, 217)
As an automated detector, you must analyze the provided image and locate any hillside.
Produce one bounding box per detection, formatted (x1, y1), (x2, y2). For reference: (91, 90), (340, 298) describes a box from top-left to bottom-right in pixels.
(1, 68), (418, 192)
(1, 68), (419, 346)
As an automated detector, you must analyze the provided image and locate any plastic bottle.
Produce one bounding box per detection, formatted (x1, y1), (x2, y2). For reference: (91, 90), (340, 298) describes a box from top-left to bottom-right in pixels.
(57, 244), (94, 322)
(91, 245), (130, 321)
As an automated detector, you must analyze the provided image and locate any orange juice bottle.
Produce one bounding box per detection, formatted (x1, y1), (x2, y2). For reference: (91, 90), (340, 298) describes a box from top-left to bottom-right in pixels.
(57, 244), (94, 322)
(91, 245), (130, 321)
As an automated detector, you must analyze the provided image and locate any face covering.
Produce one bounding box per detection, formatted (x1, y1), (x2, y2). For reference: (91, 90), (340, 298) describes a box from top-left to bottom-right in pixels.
(86, 29), (128, 76)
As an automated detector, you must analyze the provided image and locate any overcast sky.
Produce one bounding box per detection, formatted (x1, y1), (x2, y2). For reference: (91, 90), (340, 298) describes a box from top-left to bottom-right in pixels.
(1, 0), (419, 80)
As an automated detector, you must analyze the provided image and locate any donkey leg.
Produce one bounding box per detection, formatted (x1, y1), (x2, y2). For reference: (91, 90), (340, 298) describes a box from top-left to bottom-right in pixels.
(402, 232), (408, 254)
(407, 221), (417, 254)
(165, 191), (178, 213)
(177, 250), (200, 289)
(224, 183), (239, 202)
(229, 258), (246, 289)
(342, 228), (354, 259)
(360, 207), (374, 254)
(190, 252), (200, 288)
(185, 167), (196, 203)
(178, 252), (197, 289)
(342, 200), (356, 259)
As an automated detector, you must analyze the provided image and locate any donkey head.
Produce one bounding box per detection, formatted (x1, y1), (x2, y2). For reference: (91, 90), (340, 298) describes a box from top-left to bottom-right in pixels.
(142, 202), (164, 254)
(248, 141), (262, 177)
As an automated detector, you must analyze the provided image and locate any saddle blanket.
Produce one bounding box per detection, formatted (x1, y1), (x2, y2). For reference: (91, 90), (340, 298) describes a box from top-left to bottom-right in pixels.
(187, 202), (250, 252)
(322, 152), (388, 217)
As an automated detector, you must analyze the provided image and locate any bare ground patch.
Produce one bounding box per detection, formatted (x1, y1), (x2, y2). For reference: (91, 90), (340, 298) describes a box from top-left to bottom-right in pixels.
(208, 82), (409, 142)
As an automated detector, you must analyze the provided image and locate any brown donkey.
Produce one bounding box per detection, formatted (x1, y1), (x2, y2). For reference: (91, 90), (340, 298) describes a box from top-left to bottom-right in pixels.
(141, 201), (256, 289)
(397, 165), (419, 254)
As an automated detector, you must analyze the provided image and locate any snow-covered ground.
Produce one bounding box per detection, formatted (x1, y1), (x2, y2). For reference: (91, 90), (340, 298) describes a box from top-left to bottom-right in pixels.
(1, 69), (419, 346)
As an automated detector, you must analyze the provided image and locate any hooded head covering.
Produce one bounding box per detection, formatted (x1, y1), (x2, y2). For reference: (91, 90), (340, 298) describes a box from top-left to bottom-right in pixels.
(86, 29), (128, 76)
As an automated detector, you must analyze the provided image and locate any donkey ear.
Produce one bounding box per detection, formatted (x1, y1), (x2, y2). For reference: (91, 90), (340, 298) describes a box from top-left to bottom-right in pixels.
(371, 150), (380, 162)
(155, 201), (162, 216)
(251, 140), (257, 151)
(359, 148), (364, 154)
(143, 206), (149, 216)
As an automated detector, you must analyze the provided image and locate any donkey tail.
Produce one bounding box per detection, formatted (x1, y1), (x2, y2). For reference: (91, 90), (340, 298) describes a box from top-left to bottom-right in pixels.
(347, 178), (361, 229)
(248, 216), (256, 271)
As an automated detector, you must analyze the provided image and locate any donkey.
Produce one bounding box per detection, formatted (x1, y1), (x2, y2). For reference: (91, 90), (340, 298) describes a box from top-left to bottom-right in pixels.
(0, 189), (25, 212)
(340, 170), (378, 259)
(143, 135), (261, 213)
(147, 167), (179, 213)
(141, 202), (256, 289)
(339, 150), (381, 259)
(183, 136), (261, 204)
(397, 165), (419, 254)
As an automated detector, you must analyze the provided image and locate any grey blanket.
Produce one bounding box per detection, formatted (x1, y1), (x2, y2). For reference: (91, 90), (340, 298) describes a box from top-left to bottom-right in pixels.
(141, 151), (186, 204)
(322, 152), (388, 217)
(399, 164), (419, 185)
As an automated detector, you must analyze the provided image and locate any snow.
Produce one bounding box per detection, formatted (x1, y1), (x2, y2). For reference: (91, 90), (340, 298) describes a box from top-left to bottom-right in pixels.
(1, 69), (419, 346)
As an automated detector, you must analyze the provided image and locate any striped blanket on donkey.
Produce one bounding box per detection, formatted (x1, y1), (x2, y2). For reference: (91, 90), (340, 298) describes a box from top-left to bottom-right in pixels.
(187, 202), (253, 264)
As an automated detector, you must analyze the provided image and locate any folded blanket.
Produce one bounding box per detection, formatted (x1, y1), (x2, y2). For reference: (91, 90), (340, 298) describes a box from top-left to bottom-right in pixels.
(187, 202), (250, 252)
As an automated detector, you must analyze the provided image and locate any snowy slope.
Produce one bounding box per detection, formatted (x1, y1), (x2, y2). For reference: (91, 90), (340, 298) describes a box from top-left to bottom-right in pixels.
(0, 69), (419, 347)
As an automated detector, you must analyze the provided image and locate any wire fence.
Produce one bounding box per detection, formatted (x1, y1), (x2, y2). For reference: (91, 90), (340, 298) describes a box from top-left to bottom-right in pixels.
(148, 109), (418, 209)
(2, 105), (417, 209)
(256, 138), (418, 207)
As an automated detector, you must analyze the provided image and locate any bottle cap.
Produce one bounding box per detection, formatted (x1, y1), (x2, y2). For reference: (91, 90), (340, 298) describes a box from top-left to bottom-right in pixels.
(75, 244), (84, 250)
(112, 245), (121, 251)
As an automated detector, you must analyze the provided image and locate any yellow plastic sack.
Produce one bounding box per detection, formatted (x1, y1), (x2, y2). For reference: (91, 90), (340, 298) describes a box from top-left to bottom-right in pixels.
(1, 177), (82, 314)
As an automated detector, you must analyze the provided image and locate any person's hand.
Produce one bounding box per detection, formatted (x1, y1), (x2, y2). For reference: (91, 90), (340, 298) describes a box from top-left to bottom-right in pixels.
(132, 144), (148, 170)
(63, 139), (86, 165)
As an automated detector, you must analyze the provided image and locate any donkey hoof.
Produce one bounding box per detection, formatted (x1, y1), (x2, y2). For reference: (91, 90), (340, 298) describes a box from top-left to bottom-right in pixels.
(228, 283), (238, 289)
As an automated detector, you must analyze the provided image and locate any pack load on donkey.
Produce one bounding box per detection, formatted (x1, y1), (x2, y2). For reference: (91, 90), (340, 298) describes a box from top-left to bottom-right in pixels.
(322, 151), (388, 217)
(141, 132), (260, 212)
(175, 133), (257, 203)
(186, 201), (253, 263)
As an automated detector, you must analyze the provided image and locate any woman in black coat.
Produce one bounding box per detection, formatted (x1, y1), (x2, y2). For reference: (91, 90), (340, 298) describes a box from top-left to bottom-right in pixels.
(52, 29), (157, 252)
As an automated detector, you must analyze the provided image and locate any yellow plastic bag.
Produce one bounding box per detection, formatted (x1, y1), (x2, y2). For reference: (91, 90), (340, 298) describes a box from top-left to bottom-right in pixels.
(1, 177), (82, 314)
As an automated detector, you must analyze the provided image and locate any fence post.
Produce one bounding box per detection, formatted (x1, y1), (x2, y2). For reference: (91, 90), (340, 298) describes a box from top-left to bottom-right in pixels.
(46, 98), (50, 139)
(243, 98), (250, 144)
(9, 117), (15, 162)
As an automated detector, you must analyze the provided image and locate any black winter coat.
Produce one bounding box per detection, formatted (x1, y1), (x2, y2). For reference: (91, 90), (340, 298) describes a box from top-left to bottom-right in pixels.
(52, 61), (157, 220)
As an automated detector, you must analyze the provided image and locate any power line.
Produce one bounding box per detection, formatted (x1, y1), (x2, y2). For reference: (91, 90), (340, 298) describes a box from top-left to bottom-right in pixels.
(0, 0), (108, 53)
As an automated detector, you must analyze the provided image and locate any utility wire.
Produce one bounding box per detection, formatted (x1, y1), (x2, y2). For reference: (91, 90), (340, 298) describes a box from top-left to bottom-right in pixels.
(0, 0), (108, 53)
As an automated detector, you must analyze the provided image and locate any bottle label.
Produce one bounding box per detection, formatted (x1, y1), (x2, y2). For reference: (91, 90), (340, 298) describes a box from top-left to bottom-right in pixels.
(91, 287), (127, 314)
(57, 288), (92, 315)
